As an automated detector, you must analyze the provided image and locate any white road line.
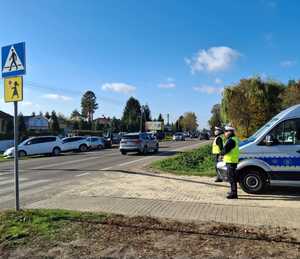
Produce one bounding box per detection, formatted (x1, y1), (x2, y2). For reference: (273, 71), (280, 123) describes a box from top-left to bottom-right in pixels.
(101, 141), (210, 171)
(0, 178), (28, 186)
(0, 179), (51, 196)
(31, 156), (101, 170)
(0, 185), (55, 205)
(76, 173), (90, 177)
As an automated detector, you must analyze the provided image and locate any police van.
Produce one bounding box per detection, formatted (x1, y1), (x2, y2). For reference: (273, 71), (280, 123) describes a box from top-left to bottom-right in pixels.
(218, 104), (300, 194)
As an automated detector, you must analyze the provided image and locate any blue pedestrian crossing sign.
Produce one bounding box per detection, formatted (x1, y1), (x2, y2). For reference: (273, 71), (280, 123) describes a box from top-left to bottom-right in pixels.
(1, 42), (26, 78)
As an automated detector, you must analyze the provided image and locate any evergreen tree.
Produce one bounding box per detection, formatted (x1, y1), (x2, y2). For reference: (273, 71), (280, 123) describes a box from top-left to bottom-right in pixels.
(18, 113), (27, 139)
(81, 91), (98, 122)
(121, 97), (141, 132)
(44, 111), (51, 120)
(51, 111), (60, 134)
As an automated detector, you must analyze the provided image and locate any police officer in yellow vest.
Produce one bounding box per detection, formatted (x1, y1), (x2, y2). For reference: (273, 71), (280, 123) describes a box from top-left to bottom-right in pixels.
(221, 125), (240, 199)
(212, 126), (224, 182)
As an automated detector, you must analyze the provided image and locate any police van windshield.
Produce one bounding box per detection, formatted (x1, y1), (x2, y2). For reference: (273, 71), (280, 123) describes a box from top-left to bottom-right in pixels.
(248, 117), (280, 141)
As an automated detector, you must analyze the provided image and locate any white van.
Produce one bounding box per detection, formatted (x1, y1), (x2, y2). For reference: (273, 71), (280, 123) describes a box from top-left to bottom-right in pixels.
(218, 104), (300, 194)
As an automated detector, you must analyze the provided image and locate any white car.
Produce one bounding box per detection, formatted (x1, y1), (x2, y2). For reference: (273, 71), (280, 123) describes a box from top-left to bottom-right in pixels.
(61, 136), (89, 152)
(86, 136), (105, 150)
(3, 136), (62, 157)
(173, 132), (185, 141)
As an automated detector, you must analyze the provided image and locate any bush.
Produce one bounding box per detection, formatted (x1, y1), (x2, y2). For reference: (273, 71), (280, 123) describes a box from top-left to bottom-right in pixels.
(153, 144), (215, 176)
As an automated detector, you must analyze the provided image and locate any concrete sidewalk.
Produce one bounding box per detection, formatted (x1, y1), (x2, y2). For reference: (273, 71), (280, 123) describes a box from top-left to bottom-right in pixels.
(28, 195), (300, 229)
(27, 169), (300, 229)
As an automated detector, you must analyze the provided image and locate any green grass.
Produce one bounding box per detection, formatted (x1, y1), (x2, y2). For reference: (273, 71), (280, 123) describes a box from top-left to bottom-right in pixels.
(152, 144), (216, 177)
(0, 209), (107, 246)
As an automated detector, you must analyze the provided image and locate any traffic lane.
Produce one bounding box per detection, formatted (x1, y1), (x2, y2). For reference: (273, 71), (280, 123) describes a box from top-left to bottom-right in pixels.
(0, 139), (206, 182)
(0, 139), (201, 173)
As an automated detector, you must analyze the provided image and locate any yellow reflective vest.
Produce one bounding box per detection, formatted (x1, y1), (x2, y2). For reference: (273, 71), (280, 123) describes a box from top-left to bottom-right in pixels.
(212, 135), (223, 155)
(223, 136), (240, 164)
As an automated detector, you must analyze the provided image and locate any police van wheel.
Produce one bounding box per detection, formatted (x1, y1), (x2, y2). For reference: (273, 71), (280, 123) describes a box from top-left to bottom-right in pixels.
(239, 169), (267, 194)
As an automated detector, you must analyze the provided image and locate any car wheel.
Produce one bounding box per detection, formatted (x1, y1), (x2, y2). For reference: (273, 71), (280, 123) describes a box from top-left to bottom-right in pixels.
(52, 147), (61, 156)
(97, 145), (103, 150)
(239, 168), (267, 194)
(79, 144), (88, 152)
(18, 150), (27, 158)
(121, 150), (127, 155)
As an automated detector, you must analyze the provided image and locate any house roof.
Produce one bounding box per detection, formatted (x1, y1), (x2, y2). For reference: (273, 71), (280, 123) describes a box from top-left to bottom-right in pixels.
(0, 111), (13, 119)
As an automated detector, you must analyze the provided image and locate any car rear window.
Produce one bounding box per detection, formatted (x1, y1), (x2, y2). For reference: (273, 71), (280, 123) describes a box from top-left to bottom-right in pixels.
(123, 134), (139, 139)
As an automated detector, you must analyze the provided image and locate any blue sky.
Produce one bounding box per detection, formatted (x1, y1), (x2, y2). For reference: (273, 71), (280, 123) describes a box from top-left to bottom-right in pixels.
(1, 0), (300, 127)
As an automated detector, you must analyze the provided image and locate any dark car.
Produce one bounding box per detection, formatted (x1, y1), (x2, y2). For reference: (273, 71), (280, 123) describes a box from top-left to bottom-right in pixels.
(199, 132), (210, 140)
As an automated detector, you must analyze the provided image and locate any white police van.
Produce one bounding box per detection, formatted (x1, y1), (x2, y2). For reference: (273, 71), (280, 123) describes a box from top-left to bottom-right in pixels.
(218, 104), (300, 194)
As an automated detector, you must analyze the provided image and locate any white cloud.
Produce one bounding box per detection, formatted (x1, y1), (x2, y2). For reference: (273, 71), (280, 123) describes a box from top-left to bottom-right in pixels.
(193, 85), (223, 94)
(20, 101), (33, 107)
(186, 46), (240, 73)
(167, 77), (175, 82)
(42, 94), (72, 101)
(158, 82), (176, 89)
(102, 82), (136, 94)
(280, 60), (296, 68)
(215, 78), (222, 84)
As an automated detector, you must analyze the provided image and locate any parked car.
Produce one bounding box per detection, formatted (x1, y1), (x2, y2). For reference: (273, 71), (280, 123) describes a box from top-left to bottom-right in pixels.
(61, 136), (89, 152)
(86, 136), (105, 150)
(199, 132), (210, 140)
(173, 132), (185, 141)
(217, 104), (300, 194)
(120, 132), (159, 155)
(3, 136), (62, 157)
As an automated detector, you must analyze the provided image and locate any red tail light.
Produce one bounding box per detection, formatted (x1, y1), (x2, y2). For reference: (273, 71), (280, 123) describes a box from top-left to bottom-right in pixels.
(134, 139), (141, 144)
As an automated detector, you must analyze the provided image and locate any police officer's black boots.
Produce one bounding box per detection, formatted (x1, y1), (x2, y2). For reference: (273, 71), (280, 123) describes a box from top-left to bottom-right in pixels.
(226, 192), (238, 199)
(227, 182), (238, 199)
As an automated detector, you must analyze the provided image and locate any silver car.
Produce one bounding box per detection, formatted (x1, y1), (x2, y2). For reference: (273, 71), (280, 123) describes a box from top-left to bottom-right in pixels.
(86, 136), (105, 150)
(120, 132), (159, 155)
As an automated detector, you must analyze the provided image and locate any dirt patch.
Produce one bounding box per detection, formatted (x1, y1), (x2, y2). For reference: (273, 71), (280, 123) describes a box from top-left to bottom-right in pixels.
(1, 214), (300, 258)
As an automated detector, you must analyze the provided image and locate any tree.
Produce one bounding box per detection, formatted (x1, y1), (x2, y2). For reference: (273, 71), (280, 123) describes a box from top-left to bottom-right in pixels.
(111, 117), (122, 133)
(208, 104), (223, 132)
(51, 111), (60, 134)
(70, 109), (81, 120)
(142, 105), (152, 121)
(73, 120), (79, 130)
(122, 97), (141, 132)
(18, 113), (27, 140)
(280, 80), (300, 108)
(44, 112), (51, 120)
(5, 118), (14, 137)
(175, 115), (184, 132)
(157, 113), (164, 122)
(39, 111), (43, 116)
(31, 112), (36, 117)
(81, 91), (98, 122)
(221, 77), (284, 137)
(182, 112), (198, 132)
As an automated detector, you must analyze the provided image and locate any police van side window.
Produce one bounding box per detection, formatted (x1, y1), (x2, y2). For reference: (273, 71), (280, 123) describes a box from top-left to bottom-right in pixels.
(265, 119), (300, 145)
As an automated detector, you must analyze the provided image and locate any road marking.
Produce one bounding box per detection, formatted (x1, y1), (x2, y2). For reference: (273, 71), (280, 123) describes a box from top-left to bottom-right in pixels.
(101, 141), (211, 171)
(76, 173), (90, 177)
(0, 177), (27, 186)
(0, 179), (51, 196)
(31, 156), (101, 170)
(0, 184), (55, 206)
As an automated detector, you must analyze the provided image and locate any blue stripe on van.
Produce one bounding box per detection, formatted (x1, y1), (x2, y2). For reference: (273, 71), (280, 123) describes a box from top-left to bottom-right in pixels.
(240, 157), (300, 167)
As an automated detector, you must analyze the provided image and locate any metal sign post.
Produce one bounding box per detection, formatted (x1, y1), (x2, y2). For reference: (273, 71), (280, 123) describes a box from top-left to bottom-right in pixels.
(2, 42), (26, 211)
(13, 101), (20, 210)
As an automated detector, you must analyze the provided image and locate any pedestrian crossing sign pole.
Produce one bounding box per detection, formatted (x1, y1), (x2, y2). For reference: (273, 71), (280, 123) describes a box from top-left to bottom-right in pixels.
(1, 42), (26, 211)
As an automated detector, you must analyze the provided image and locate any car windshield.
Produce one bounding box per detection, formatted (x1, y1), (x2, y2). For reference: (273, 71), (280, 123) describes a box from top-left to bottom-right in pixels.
(247, 117), (280, 142)
(19, 139), (30, 146)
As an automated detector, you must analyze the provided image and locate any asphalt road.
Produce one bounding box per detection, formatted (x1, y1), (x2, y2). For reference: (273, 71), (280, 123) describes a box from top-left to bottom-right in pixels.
(0, 139), (209, 209)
